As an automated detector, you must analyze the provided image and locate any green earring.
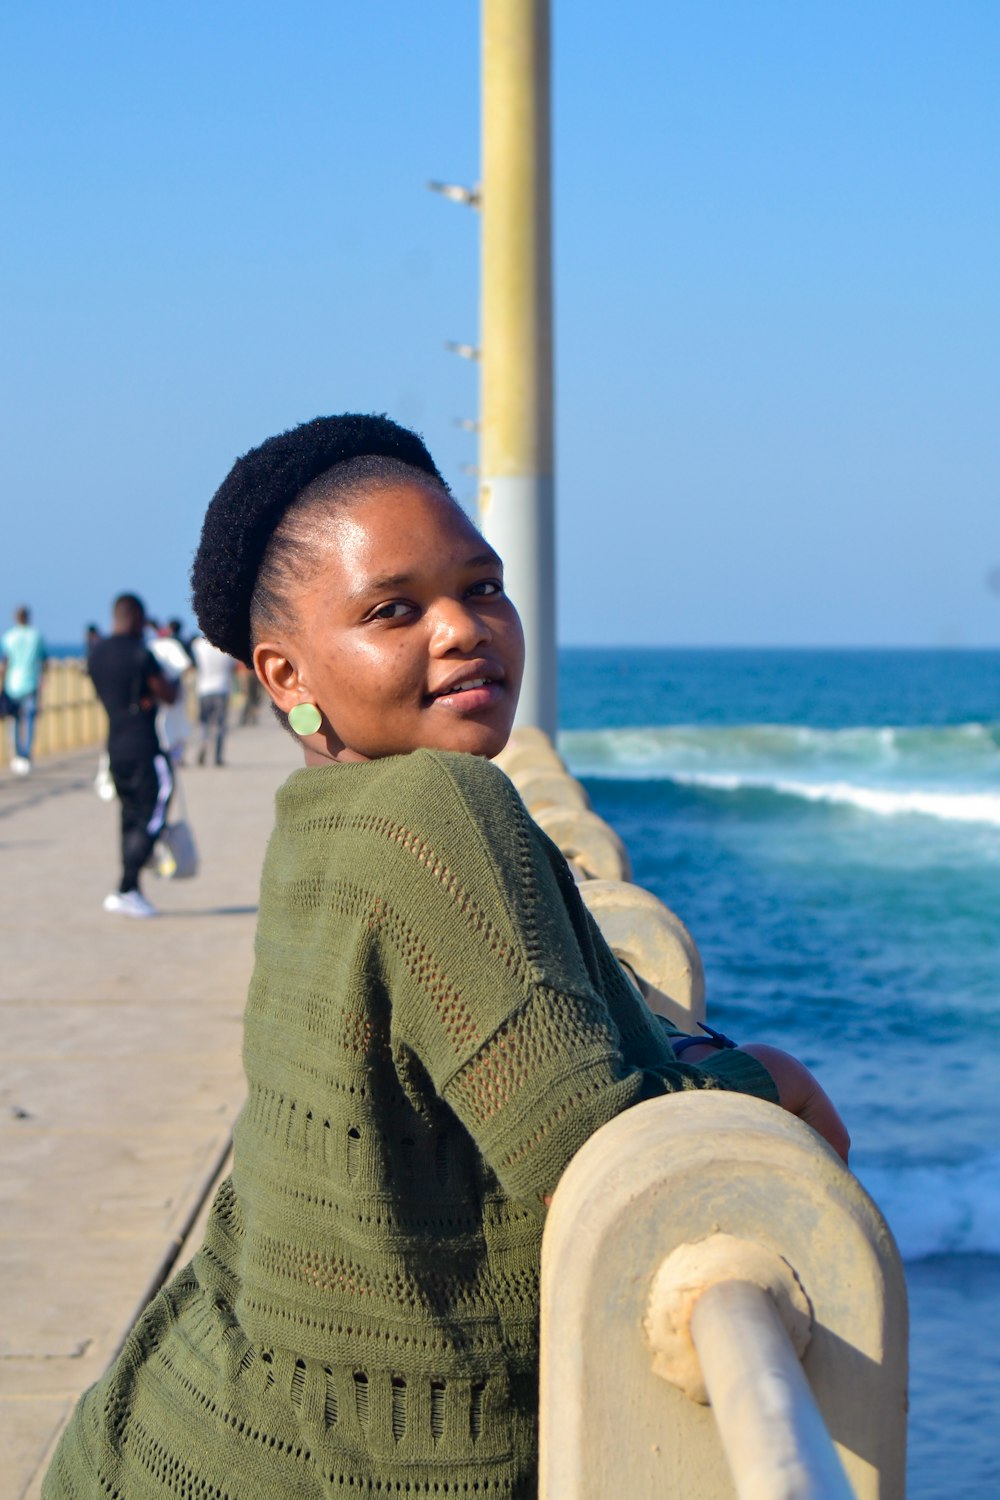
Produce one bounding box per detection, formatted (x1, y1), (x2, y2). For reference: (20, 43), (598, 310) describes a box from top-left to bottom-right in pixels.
(288, 702), (322, 737)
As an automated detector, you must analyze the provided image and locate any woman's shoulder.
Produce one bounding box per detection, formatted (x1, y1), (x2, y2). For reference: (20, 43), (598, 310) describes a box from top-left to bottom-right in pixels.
(276, 749), (518, 819)
(266, 750), (596, 995)
(400, 750), (531, 840)
(414, 746), (519, 800)
(273, 750), (532, 885)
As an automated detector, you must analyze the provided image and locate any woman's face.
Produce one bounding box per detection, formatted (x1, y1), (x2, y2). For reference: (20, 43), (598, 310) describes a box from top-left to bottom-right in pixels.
(255, 480), (525, 763)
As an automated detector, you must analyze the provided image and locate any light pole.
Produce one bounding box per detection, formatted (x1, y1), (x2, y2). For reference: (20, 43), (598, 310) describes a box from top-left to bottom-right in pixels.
(479, 0), (556, 737)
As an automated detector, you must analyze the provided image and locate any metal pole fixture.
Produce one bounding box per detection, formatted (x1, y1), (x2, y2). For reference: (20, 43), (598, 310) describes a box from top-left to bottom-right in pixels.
(690, 1280), (856, 1500)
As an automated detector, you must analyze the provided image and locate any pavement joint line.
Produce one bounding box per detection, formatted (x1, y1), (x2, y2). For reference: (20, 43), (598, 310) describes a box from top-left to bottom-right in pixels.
(0, 1388), (97, 1397)
(1, 1342), (93, 1364)
(4, 1061), (240, 1070)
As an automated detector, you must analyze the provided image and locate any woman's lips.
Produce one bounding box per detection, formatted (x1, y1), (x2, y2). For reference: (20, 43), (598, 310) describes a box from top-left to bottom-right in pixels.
(430, 677), (504, 712)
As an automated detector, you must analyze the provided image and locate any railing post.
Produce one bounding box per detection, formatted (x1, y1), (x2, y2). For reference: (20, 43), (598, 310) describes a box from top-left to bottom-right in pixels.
(539, 1091), (907, 1499)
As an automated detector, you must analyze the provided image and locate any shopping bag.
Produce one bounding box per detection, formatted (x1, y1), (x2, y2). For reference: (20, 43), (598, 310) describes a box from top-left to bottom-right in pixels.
(153, 772), (199, 878)
(155, 818), (199, 879)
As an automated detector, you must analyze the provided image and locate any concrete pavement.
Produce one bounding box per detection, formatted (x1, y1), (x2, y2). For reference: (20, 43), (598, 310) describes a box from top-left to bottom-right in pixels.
(0, 718), (299, 1500)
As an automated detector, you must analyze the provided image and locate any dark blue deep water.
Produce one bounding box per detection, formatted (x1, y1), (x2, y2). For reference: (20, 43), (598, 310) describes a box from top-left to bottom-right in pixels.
(558, 649), (1000, 1498)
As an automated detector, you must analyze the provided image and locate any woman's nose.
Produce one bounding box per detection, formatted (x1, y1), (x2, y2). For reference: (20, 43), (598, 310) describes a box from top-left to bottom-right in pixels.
(429, 597), (491, 653)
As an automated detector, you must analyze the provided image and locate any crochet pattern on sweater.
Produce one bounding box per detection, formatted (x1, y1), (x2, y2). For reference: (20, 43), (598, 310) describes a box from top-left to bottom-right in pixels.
(44, 750), (777, 1499)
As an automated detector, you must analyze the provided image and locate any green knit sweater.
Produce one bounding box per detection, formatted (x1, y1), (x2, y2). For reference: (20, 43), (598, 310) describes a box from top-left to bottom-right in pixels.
(44, 750), (777, 1500)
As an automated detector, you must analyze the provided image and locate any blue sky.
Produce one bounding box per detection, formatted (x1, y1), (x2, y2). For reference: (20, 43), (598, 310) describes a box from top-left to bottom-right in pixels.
(2, 1), (997, 648)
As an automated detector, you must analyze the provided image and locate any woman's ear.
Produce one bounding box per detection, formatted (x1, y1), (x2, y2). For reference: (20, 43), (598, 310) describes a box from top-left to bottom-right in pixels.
(253, 641), (308, 715)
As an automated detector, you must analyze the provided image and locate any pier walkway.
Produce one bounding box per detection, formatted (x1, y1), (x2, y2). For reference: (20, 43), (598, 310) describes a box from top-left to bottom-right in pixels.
(0, 719), (299, 1499)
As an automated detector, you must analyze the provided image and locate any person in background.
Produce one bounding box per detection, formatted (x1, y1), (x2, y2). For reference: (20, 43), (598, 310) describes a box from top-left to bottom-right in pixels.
(1, 605), (48, 775)
(236, 660), (262, 725)
(191, 633), (235, 765)
(82, 624), (117, 800)
(87, 593), (177, 918)
(149, 622), (194, 766)
(165, 617), (195, 665)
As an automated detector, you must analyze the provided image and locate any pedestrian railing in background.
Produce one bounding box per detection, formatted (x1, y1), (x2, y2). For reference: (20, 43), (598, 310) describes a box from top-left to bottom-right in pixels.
(1, 659), (254, 771)
(1, 658), (107, 769)
(497, 728), (908, 1500)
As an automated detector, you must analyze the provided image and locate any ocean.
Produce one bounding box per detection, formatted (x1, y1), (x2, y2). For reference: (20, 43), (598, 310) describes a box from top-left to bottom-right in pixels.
(557, 648), (1000, 1499)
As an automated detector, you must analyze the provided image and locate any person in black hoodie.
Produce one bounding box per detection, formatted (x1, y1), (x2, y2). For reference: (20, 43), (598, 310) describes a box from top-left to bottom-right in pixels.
(88, 593), (177, 917)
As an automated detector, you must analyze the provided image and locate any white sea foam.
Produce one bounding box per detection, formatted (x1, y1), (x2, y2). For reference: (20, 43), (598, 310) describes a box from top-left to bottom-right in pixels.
(666, 771), (1000, 827)
(561, 720), (1000, 768)
(857, 1155), (1000, 1261)
(560, 722), (1000, 828)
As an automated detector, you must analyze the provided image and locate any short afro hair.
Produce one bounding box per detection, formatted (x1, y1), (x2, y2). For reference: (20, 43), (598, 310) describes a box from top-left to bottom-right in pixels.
(191, 413), (446, 665)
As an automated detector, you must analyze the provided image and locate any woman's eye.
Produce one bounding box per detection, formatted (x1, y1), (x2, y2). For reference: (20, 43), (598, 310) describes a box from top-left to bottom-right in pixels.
(369, 601), (413, 621)
(468, 579), (503, 598)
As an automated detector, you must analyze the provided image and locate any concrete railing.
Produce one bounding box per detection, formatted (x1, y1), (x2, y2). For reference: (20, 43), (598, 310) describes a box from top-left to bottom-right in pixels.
(538, 1092), (908, 1499)
(1, 658), (107, 768)
(496, 729), (908, 1499)
(1, 658), (254, 770)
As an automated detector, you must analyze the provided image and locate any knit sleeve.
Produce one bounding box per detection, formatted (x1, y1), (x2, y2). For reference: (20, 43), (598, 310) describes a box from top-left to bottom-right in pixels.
(378, 751), (775, 1215)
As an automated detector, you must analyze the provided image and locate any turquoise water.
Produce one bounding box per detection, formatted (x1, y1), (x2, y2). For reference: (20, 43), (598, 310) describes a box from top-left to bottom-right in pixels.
(559, 648), (1000, 1498)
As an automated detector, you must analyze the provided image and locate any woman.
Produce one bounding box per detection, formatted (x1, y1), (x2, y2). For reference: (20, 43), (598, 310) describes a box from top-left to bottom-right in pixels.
(45, 413), (846, 1498)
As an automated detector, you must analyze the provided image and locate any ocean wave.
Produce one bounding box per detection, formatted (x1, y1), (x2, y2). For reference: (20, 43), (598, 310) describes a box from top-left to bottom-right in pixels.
(559, 723), (1000, 828)
(665, 771), (1000, 827)
(561, 720), (1000, 769)
(857, 1154), (1000, 1261)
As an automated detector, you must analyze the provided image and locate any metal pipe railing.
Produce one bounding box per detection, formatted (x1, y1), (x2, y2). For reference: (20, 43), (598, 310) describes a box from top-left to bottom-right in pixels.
(690, 1279), (855, 1500)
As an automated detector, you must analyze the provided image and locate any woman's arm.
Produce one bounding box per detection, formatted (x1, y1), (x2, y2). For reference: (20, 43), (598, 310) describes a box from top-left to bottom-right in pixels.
(384, 752), (818, 1211)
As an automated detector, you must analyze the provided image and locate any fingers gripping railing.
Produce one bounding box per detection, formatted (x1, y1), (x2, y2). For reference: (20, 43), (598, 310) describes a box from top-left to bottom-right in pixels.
(539, 1093), (908, 1500)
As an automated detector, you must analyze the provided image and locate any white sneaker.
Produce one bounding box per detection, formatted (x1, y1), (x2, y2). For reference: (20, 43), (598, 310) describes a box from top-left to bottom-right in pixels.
(103, 890), (157, 918)
(11, 756), (30, 776)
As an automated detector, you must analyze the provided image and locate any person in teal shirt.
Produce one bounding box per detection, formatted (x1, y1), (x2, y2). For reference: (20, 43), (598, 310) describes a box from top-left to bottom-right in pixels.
(1, 605), (48, 774)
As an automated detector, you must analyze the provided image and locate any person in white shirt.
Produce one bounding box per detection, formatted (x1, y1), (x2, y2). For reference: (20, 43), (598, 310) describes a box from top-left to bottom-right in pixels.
(149, 627), (194, 765)
(191, 635), (236, 766)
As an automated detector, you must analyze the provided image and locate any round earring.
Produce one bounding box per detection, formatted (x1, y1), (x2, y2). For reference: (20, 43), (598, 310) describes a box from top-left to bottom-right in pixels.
(288, 702), (322, 737)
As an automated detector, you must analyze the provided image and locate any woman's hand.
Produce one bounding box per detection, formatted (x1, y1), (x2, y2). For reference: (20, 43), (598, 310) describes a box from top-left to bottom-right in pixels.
(679, 1040), (850, 1163)
(739, 1043), (850, 1163)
